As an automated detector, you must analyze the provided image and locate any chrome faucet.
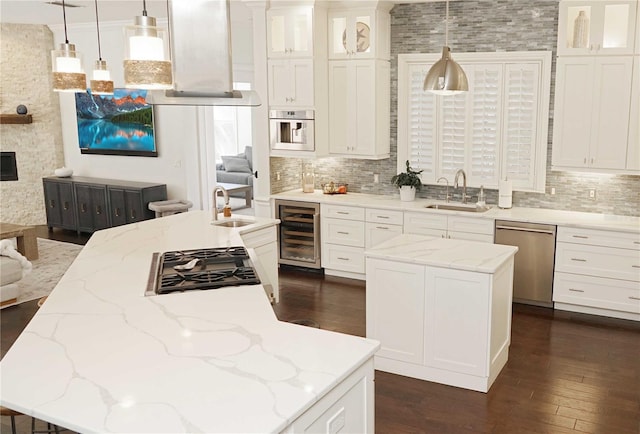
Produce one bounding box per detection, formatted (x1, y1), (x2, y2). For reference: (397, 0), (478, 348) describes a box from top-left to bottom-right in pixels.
(437, 177), (450, 202)
(212, 185), (229, 221)
(453, 169), (468, 204)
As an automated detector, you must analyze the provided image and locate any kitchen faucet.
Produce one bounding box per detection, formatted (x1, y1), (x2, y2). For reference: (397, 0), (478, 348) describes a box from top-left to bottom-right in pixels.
(437, 177), (450, 202)
(453, 169), (468, 204)
(212, 185), (230, 221)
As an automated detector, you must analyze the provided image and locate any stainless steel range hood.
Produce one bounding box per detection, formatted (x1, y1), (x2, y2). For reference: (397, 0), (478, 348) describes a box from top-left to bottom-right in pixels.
(146, 0), (260, 107)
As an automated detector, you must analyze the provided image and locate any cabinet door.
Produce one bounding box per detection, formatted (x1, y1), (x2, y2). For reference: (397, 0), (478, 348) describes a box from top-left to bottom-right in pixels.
(76, 184), (109, 232)
(403, 212), (447, 237)
(627, 56), (640, 170)
(268, 59), (292, 106)
(552, 57), (595, 168)
(268, 59), (313, 107)
(124, 190), (145, 223)
(108, 188), (127, 227)
(365, 222), (402, 248)
(267, 7), (313, 58)
(366, 258), (425, 364)
(322, 218), (364, 247)
(558, 1), (637, 55)
(43, 180), (63, 227)
(329, 60), (351, 154)
(352, 61), (376, 155)
(424, 267), (490, 376)
(328, 10), (376, 60)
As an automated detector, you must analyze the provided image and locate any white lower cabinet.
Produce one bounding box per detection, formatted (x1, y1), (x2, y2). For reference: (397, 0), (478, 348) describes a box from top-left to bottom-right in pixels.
(403, 212), (494, 242)
(364, 208), (403, 248)
(553, 226), (640, 320)
(241, 225), (279, 303)
(283, 358), (374, 433)
(366, 256), (514, 393)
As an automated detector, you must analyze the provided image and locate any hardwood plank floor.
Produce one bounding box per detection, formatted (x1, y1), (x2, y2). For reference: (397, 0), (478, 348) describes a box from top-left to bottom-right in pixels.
(2, 227), (639, 433)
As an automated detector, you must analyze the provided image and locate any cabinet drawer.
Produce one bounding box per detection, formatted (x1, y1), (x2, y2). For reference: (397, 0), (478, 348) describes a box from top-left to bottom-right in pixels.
(448, 216), (494, 236)
(555, 242), (640, 281)
(449, 231), (494, 243)
(241, 226), (277, 248)
(365, 222), (402, 248)
(554, 272), (640, 314)
(323, 218), (365, 247)
(404, 212), (447, 233)
(366, 208), (403, 225)
(322, 244), (365, 274)
(557, 226), (640, 250)
(322, 204), (364, 221)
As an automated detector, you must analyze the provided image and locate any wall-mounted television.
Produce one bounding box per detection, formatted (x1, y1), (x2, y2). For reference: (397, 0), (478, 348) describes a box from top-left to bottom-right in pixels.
(75, 88), (157, 157)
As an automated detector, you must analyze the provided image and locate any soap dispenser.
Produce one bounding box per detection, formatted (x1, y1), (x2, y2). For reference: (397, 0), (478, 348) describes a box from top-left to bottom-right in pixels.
(477, 185), (486, 208)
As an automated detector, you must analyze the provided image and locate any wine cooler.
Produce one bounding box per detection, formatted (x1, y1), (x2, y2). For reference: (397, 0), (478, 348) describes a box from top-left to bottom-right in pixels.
(274, 199), (321, 269)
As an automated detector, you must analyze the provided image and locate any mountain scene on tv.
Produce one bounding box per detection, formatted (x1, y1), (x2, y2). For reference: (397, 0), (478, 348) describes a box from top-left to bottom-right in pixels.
(75, 88), (156, 156)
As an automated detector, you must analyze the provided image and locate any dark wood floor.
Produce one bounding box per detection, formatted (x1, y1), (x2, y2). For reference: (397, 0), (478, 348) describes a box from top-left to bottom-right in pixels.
(2, 226), (639, 433)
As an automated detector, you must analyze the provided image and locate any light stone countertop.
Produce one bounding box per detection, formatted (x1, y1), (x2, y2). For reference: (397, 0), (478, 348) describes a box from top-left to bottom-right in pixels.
(272, 190), (640, 233)
(0, 211), (380, 434)
(365, 234), (518, 273)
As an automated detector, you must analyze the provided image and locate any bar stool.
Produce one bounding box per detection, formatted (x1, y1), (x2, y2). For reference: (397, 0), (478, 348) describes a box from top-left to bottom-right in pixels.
(148, 199), (193, 218)
(0, 406), (21, 434)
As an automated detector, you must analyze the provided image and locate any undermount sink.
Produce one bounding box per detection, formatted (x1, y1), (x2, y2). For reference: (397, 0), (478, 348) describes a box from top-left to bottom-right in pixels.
(425, 204), (491, 213)
(211, 219), (254, 228)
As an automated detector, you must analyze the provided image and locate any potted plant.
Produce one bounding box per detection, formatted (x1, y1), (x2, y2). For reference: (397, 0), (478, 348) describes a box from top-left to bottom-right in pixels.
(391, 160), (423, 201)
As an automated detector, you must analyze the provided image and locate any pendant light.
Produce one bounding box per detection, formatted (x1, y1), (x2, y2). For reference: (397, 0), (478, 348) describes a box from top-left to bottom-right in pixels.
(51, 0), (87, 92)
(423, 0), (468, 95)
(123, 0), (172, 89)
(90, 0), (114, 95)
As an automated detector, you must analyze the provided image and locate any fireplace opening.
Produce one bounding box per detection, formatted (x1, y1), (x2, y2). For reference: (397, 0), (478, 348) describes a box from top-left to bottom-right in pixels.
(1, 152), (18, 181)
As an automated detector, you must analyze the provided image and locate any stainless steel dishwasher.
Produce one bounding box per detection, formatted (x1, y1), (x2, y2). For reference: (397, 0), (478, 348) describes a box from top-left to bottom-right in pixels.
(494, 220), (557, 307)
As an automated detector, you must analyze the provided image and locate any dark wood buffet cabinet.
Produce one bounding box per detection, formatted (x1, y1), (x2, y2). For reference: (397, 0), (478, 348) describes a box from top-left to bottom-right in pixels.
(43, 176), (167, 233)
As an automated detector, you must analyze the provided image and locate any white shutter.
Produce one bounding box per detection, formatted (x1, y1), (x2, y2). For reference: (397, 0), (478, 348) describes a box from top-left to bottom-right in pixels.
(468, 64), (502, 187)
(503, 63), (540, 190)
(407, 64), (437, 182)
(438, 92), (467, 179)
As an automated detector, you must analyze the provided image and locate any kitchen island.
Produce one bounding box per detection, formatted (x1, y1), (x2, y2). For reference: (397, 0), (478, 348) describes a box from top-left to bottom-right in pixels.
(0, 211), (380, 433)
(365, 234), (518, 393)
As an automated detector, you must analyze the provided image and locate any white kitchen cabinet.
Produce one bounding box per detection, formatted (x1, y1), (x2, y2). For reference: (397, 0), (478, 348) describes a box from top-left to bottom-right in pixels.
(241, 225), (279, 303)
(283, 358), (374, 434)
(267, 58), (314, 108)
(365, 208), (403, 248)
(557, 1), (638, 56)
(403, 212), (494, 243)
(321, 204), (366, 277)
(366, 254), (515, 393)
(627, 55), (640, 170)
(267, 7), (314, 58)
(328, 59), (390, 159)
(552, 56), (634, 171)
(366, 259), (425, 364)
(553, 226), (640, 320)
(328, 8), (390, 60)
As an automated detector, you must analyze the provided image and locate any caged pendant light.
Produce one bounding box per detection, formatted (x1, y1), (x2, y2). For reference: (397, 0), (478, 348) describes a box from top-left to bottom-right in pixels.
(423, 0), (468, 95)
(123, 0), (173, 89)
(90, 0), (114, 95)
(51, 0), (87, 92)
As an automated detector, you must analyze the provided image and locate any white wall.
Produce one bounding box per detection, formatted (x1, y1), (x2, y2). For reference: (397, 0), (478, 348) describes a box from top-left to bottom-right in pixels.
(50, 5), (254, 210)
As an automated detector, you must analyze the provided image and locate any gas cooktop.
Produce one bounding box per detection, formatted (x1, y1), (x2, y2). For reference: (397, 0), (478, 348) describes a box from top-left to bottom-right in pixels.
(148, 246), (261, 295)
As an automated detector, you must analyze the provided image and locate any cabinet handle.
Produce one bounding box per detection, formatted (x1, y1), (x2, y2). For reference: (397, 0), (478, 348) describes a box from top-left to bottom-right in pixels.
(591, 158), (594, 164)
(131, 209), (136, 220)
(81, 203), (87, 213)
(115, 208), (121, 217)
(49, 200), (55, 208)
(634, 241), (640, 245)
(572, 235), (589, 239)
(377, 216), (389, 219)
(376, 226), (389, 230)
(96, 205), (102, 215)
(63, 201), (69, 210)
(337, 257), (350, 261)
(629, 296), (640, 301)
(336, 211), (349, 215)
(632, 265), (640, 269)
(569, 288), (585, 293)
(571, 258), (587, 262)
(337, 231), (350, 235)
(584, 157), (587, 164)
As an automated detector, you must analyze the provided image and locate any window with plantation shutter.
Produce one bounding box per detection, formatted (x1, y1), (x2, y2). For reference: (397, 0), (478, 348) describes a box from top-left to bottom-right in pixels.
(397, 52), (551, 193)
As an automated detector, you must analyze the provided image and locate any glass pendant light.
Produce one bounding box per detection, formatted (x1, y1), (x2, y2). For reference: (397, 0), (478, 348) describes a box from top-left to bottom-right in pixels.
(51, 0), (87, 92)
(90, 0), (114, 95)
(423, 0), (468, 95)
(123, 0), (172, 89)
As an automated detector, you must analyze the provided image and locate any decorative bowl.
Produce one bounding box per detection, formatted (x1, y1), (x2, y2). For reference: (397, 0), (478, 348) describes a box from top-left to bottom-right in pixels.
(54, 167), (73, 177)
(321, 182), (348, 195)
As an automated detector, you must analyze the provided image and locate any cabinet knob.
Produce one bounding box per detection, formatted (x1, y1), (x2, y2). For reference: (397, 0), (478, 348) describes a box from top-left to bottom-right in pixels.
(63, 201), (69, 210)
(96, 205), (102, 215)
(49, 200), (55, 208)
(115, 208), (121, 217)
(81, 203), (87, 213)
(131, 209), (136, 220)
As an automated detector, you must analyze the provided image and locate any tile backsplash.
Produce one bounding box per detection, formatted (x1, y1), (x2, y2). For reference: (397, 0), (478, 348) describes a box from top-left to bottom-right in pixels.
(270, 0), (639, 217)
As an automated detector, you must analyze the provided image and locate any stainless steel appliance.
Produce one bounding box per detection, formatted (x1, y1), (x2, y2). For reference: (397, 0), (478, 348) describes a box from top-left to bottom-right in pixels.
(270, 110), (315, 152)
(494, 220), (557, 307)
(275, 199), (321, 268)
(147, 246), (260, 295)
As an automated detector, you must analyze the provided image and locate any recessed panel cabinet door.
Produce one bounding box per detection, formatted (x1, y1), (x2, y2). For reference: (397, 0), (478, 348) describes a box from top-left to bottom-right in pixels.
(75, 184), (109, 233)
(268, 59), (291, 107)
(329, 61), (350, 153)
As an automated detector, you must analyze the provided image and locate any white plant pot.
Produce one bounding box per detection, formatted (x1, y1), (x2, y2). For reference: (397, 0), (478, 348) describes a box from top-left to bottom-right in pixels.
(399, 186), (416, 202)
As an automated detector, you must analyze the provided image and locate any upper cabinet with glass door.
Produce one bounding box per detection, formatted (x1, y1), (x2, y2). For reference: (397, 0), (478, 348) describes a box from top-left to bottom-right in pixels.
(268, 7), (314, 58)
(557, 1), (638, 55)
(328, 7), (391, 60)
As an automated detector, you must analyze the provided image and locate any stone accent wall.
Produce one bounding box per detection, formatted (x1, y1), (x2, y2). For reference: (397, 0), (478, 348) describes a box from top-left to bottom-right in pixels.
(270, 0), (640, 217)
(0, 24), (64, 225)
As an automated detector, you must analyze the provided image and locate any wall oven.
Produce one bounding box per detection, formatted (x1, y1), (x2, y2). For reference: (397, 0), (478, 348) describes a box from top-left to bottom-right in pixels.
(269, 110), (315, 152)
(274, 199), (321, 269)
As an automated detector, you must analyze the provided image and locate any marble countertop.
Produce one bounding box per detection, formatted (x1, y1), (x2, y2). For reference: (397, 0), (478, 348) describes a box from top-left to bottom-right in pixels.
(272, 190), (640, 233)
(366, 234), (518, 273)
(0, 211), (379, 433)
